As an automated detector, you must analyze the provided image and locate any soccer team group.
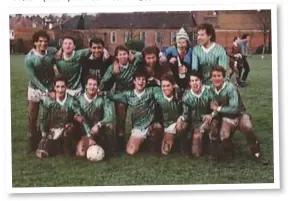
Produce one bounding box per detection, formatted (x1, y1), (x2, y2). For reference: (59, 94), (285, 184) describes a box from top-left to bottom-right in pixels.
(24, 22), (268, 164)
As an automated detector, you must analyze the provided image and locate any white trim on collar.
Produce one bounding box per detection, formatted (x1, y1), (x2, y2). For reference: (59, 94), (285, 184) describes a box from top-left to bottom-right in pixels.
(84, 92), (97, 103)
(63, 51), (75, 60)
(214, 82), (227, 95)
(201, 42), (216, 54)
(163, 93), (173, 101)
(190, 86), (205, 98)
(56, 93), (68, 106)
(120, 63), (129, 69)
(34, 49), (48, 57)
(134, 89), (145, 98)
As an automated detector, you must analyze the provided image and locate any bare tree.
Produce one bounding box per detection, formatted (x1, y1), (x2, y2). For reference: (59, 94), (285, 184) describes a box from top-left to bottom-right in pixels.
(255, 10), (271, 59)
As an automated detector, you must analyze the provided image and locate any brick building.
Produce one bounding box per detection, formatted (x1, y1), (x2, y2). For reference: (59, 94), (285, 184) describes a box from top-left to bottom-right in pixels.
(10, 10), (271, 54)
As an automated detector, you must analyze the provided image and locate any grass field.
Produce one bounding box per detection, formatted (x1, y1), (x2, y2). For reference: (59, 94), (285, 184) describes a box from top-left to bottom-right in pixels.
(10, 55), (274, 187)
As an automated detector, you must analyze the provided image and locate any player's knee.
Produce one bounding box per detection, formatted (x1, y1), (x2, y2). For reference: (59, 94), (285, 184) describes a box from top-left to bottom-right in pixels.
(220, 130), (230, 141)
(193, 132), (201, 141)
(126, 145), (137, 155)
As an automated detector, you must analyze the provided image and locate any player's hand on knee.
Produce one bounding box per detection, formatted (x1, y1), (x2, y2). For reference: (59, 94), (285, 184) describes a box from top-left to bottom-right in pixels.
(210, 102), (219, 111)
(90, 124), (100, 136)
(203, 114), (213, 124)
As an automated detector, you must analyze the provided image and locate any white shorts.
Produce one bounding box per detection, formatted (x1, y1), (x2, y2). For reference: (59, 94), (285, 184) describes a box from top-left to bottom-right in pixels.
(47, 128), (65, 140)
(27, 87), (47, 102)
(164, 122), (177, 134)
(223, 117), (239, 127)
(131, 127), (149, 139)
(67, 87), (82, 97)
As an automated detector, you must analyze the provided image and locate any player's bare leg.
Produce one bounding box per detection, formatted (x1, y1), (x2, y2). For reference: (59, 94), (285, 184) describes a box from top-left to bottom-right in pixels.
(101, 123), (117, 158)
(238, 114), (268, 165)
(191, 130), (203, 157)
(126, 136), (144, 155)
(176, 121), (190, 157)
(28, 101), (41, 152)
(148, 123), (164, 155)
(115, 102), (128, 151)
(161, 132), (174, 155)
(219, 119), (236, 162)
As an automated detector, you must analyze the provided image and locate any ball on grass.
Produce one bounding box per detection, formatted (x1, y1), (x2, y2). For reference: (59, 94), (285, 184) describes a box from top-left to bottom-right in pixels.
(86, 145), (105, 162)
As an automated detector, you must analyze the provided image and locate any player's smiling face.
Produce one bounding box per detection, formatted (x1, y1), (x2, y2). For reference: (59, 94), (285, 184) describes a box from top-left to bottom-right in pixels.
(145, 53), (158, 68)
(62, 38), (75, 54)
(177, 39), (188, 54)
(211, 71), (225, 88)
(189, 75), (202, 93)
(86, 78), (98, 96)
(116, 50), (129, 66)
(91, 43), (103, 58)
(54, 81), (67, 99)
(197, 29), (211, 46)
(161, 80), (174, 97)
(134, 76), (146, 92)
(34, 37), (48, 53)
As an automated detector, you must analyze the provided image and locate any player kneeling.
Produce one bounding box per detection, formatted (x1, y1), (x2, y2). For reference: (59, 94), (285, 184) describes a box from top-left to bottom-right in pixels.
(180, 70), (220, 161)
(107, 69), (163, 156)
(152, 75), (187, 156)
(36, 75), (90, 159)
(75, 75), (116, 159)
(209, 66), (268, 164)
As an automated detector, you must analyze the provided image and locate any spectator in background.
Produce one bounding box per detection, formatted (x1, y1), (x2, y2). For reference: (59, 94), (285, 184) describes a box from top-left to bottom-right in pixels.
(240, 34), (251, 86)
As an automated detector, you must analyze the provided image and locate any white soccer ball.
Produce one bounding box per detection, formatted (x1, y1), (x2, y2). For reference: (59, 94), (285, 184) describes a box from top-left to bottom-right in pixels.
(86, 145), (105, 162)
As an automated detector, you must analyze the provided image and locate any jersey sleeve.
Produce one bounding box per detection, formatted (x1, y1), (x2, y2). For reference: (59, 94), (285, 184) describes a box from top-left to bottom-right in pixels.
(98, 64), (114, 91)
(71, 98), (91, 135)
(180, 93), (191, 121)
(107, 91), (129, 104)
(192, 49), (199, 70)
(24, 56), (48, 92)
(98, 97), (114, 125)
(76, 48), (91, 58)
(219, 89), (239, 114)
(218, 47), (228, 69)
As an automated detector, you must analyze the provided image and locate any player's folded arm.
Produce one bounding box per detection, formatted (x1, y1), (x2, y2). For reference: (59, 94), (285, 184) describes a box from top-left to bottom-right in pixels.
(24, 56), (48, 93)
(217, 90), (240, 114)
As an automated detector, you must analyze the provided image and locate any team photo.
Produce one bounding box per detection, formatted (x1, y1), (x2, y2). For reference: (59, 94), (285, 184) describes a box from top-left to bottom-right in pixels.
(9, 9), (275, 189)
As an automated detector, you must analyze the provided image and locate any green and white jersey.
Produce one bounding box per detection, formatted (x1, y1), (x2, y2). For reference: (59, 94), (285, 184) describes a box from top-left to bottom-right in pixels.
(182, 86), (215, 128)
(192, 43), (228, 85)
(77, 93), (114, 134)
(24, 47), (57, 92)
(39, 94), (89, 134)
(99, 52), (142, 92)
(56, 49), (91, 90)
(107, 87), (157, 130)
(210, 81), (246, 119)
(152, 87), (182, 127)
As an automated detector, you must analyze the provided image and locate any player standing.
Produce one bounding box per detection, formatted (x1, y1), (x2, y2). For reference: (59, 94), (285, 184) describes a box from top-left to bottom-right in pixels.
(192, 23), (228, 85)
(24, 30), (57, 152)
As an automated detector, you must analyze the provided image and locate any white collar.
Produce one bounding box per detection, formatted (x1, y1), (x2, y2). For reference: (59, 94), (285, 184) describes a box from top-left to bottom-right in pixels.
(56, 93), (67, 106)
(134, 89), (145, 98)
(201, 42), (216, 53)
(84, 92), (97, 103)
(34, 49), (47, 57)
(214, 82), (227, 95)
(120, 63), (129, 69)
(190, 86), (205, 98)
(163, 93), (173, 101)
(63, 51), (75, 60)
(89, 54), (101, 60)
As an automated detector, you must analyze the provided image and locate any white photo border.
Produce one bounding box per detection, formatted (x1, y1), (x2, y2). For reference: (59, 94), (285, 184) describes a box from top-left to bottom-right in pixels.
(4, 2), (279, 194)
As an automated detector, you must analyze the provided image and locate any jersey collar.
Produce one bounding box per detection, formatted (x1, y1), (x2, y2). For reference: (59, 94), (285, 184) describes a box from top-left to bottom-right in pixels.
(214, 81), (227, 95)
(134, 89), (145, 98)
(201, 42), (216, 53)
(84, 92), (97, 103)
(63, 51), (75, 60)
(190, 86), (205, 98)
(56, 93), (68, 106)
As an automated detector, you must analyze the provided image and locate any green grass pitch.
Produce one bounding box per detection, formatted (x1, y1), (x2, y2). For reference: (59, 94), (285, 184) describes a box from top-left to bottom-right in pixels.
(10, 54), (274, 187)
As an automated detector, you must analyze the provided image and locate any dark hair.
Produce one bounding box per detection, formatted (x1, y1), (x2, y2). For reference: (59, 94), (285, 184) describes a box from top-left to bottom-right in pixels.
(242, 33), (249, 39)
(197, 23), (216, 42)
(32, 30), (50, 43)
(133, 68), (149, 80)
(189, 70), (204, 81)
(210, 65), (226, 78)
(233, 36), (239, 42)
(142, 46), (160, 61)
(89, 37), (104, 47)
(62, 36), (76, 45)
(54, 74), (68, 86)
(84, 74), (98, 85)
(114, 45), (129, 56)
(160, 74), (176, 86)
